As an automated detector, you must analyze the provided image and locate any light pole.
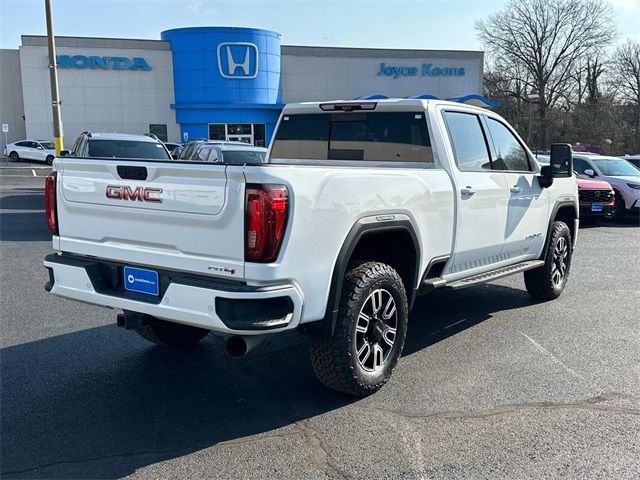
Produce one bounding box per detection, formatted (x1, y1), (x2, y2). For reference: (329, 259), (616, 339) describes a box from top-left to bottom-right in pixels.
(45, 0), (63, 155)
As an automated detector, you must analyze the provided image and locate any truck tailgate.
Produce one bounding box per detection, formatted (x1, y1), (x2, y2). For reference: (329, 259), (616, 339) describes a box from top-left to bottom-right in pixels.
(54, 158), (246, 280)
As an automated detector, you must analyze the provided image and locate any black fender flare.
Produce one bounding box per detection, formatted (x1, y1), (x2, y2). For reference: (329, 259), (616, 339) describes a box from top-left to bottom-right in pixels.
(312, 216), (421, 337)
(542, 200), (578, 260)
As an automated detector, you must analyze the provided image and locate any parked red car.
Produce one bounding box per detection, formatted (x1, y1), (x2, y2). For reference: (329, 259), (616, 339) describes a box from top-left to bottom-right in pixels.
(577, 177), (616, 218)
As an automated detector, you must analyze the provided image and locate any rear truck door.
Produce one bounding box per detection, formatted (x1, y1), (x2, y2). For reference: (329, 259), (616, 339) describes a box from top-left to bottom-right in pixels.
(54, 158), (246, 280)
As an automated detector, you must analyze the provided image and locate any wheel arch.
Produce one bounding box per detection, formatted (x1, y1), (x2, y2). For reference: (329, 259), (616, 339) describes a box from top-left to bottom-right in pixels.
(543, 201), (578, 257)
(310, 216), (421, 337)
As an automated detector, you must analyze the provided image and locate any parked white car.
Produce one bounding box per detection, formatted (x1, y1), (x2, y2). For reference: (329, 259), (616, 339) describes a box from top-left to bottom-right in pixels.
(4, 140), (56, 164)
(573, 154), (640, 219)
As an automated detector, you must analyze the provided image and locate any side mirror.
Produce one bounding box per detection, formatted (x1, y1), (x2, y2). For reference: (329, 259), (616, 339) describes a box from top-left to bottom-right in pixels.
(538, 144), (573, 188)
(584, 169), (595, 178)
(36, 145), (44, 150)
(59, 149), (70, 157)
(550, 143), (573, 178)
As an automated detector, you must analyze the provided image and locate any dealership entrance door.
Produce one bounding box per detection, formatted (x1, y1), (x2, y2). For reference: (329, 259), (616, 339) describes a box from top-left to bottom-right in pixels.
(208, 123), (266, 147)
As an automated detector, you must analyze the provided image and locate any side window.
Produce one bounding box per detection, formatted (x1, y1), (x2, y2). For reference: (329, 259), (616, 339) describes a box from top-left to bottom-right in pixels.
(208, 148), (219, 162)
(15, 141), (29, 147)
(486, 118), (531, 172)
(443, 111), (492, 171)
(573, 158), (590, 175)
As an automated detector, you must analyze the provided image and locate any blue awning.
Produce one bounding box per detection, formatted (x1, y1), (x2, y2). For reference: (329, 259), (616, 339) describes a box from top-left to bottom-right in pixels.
(446, 94), (499, 109)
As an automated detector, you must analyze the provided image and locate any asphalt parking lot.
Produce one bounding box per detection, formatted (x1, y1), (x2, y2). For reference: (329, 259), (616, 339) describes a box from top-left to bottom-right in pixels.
(1, 165), (639, 479)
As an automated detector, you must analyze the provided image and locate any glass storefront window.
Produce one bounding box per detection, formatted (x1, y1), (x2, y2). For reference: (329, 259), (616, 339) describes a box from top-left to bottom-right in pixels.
(227, 124), (252, 135)
(207, 123), (267, 147)
(209, 124), (226, 141)
(253, 124), (266, 147)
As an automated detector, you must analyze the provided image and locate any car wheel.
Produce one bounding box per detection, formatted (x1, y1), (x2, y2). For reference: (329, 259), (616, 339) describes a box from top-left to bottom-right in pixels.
(524, 221), (572, 300)
(9, 151), (19, 162)
(309, 261), (408, 396)
(613, 192), (626, 220)
(45, 155), (54, 165)
(136, 317), (209, 348)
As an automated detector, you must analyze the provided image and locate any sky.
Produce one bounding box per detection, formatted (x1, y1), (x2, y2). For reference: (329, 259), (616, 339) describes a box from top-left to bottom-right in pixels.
(0, 0), (638, 51)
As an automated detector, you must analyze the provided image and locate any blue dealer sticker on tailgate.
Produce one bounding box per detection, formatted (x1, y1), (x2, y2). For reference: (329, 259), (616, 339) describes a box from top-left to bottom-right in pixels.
(124, 266), (159, 296)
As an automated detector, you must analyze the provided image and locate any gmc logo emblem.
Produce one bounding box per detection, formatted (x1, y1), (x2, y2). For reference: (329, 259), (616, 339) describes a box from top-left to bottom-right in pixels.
(106, 185), (162, 203)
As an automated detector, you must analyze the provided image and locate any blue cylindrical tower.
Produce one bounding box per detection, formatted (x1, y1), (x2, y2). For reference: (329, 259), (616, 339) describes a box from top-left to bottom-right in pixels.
(161, 27), (283, 144)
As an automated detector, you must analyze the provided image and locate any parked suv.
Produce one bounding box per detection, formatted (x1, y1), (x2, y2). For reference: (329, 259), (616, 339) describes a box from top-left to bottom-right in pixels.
(44, 99), (578, 396)
(573, 154), (640, 219)
(576, 177), (616, 219)
(63, 132), (171, 160)
(178, 139), (256, 161)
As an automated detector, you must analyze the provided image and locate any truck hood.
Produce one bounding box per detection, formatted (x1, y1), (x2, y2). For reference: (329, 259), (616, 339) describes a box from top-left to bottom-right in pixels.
(576, 177), (612, 190)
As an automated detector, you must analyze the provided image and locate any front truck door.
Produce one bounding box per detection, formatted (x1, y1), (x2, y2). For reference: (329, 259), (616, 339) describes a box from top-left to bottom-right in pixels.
(442, 110), (510, 276)
(483, 117), (549, 261)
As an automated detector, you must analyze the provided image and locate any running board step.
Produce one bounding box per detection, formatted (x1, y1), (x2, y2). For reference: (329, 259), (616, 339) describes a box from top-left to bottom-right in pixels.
(446, 260), (545, 290)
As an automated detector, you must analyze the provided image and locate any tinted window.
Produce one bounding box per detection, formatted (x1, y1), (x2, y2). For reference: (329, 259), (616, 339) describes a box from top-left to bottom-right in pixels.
(573, 158), (591, 175)
(40, 142), (55, 149)
(222, 150), (266, 164)
(486, 118), (531, 171)
(15, 141), (30, 147)
(443, 112), (491, 171)
(87, 140), (170, 160)
(271, 112), (433, 163)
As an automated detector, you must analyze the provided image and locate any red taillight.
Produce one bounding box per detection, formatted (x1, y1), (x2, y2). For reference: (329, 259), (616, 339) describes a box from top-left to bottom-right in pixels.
(245, 184), (288, 262)
(44, 173), (58, 235)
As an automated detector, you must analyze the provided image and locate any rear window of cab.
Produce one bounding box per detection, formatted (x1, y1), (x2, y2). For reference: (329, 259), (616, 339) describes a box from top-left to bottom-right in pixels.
(271, 112), (433, 164)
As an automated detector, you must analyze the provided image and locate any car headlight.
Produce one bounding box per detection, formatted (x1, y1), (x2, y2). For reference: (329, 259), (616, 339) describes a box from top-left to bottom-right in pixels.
(627, 183), (640, 190)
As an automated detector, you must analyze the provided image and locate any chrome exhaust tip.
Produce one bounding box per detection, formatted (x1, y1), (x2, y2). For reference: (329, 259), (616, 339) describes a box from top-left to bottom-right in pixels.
(225, 335), (266, 357)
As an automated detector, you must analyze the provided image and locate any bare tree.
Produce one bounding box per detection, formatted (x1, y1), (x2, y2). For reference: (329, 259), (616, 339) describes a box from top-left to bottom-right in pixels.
(611, 40), (640, 153)
(476, 0), (615, 148)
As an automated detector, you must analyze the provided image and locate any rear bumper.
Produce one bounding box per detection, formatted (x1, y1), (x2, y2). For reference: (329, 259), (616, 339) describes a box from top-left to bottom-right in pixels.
(43, 253), (303, 335)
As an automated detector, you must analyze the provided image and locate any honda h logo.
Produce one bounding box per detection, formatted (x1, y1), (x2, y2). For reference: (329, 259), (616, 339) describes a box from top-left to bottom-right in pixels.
(217, 42), (259, 79)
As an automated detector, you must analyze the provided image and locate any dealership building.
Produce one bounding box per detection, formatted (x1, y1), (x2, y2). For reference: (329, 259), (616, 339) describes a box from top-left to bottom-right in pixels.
(0, 27), (488, 148)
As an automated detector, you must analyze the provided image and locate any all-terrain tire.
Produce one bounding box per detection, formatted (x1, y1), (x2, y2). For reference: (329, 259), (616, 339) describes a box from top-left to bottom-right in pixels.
(136, 317), (209, 348)
(524, 221), (572, 300)
(309, 261), (408, 396)
(613, 192), (626, 221)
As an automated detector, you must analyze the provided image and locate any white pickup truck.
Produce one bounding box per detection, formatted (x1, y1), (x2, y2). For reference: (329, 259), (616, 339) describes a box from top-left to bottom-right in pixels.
(44, 99), (578, 396)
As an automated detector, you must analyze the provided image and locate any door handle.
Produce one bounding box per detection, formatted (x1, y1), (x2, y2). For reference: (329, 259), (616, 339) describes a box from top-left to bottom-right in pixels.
(460, 187), (476, 197)
(510, 186), (522, 194)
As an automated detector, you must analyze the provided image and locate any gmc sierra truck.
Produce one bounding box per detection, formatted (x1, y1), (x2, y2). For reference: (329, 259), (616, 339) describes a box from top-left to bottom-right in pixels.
(44, 99), (578, 396)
